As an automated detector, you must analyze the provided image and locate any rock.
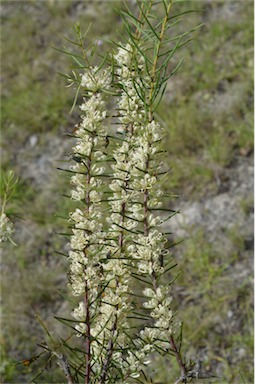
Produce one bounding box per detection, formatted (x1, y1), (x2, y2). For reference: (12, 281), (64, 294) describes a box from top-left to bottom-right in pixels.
(17, 133), (72, 188)
(29, 134), (38, 147)
(164, 157), (254, 251)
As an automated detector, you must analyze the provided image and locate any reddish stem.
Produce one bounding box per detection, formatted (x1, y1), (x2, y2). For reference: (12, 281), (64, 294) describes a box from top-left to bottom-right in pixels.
(84, 279), (91, 384)
(84, 155), (92, 384)
(169, 335), (187, 384)
(99, 317), (118, 384)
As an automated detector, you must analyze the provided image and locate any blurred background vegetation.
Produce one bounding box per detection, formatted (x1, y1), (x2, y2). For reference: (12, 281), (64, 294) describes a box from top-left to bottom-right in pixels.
(0, 0), (253, 383)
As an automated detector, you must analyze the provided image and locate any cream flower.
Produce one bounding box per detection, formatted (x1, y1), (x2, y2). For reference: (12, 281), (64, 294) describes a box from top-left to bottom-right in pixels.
(80, 66), (111, 92)
(0, 213), (14, 243)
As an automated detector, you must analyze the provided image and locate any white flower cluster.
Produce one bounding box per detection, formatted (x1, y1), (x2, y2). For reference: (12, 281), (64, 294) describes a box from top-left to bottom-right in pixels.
(89, 265), (132, 361)
(113, 44), (167, 271)
(69, 75), (110, 340)
(109, 42), (175, 376)
(0, 212), (14, 244)
(134, 230), (166, 275)
(69, 63), (135, 377)
(70, 93), (107, 201)
(66, 40), (176, 381)
(80, 66), (111, 93)
(115, 43), (148, 131)
(143, 286), (173, 330)
(112, 343), (152, 381)
(83, 43), (152, 377)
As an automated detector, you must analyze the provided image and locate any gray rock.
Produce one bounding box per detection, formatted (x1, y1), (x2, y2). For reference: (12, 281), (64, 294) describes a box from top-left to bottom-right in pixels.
(164, 157), (254, 250)
(29, 134), (38, 147)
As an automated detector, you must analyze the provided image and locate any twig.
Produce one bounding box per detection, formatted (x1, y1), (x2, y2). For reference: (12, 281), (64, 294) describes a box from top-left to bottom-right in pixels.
(99, 317), (118, 384)
(84, 279), (91, 384)
(54, 352), (74, 384)
(169, 335), (187, 384)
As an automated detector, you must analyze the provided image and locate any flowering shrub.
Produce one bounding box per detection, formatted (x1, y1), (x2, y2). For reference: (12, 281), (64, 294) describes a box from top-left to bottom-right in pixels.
(33, 1), (201, 383)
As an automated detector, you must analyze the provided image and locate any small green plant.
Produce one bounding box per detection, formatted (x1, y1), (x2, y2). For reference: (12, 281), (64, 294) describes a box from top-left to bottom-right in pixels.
(0, 170), (18, 245)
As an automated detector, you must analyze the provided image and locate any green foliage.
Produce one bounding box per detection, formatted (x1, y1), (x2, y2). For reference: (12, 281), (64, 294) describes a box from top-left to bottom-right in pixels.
(0, 342), (16, 383)
(170, 228), (254, 383)
(157, 0), (253, 196)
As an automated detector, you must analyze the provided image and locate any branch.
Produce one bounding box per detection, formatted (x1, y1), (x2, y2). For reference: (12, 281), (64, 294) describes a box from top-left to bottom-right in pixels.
(54, 352), (74, 384)
(169, 335), (187, 384)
